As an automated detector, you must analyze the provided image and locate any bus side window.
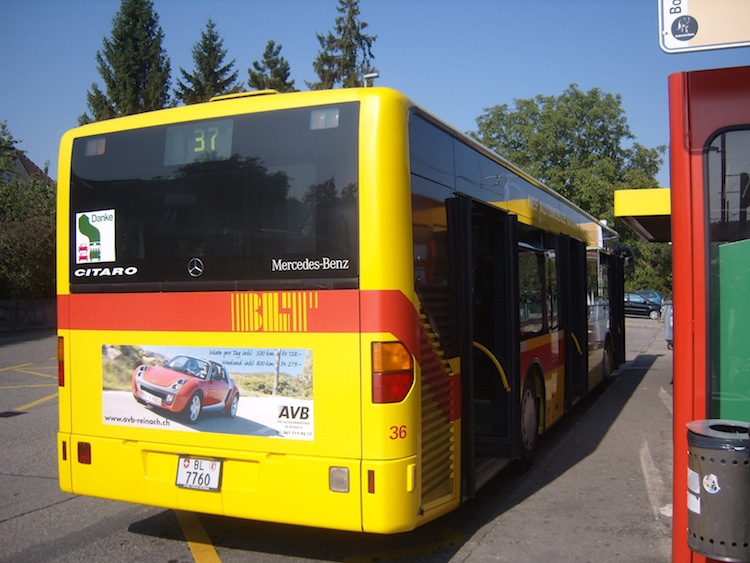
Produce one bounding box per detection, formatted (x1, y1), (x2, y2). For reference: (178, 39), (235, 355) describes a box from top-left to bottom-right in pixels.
(519, 250), (544, 337)
(546, 249), (558, 331)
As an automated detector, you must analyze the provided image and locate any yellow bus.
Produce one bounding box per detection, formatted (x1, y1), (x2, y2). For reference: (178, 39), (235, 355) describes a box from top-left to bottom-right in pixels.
(57, 87), (625, 533)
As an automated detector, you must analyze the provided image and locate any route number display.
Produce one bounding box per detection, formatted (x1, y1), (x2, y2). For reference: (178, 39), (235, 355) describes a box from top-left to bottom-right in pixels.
(164, 119), (233, 166)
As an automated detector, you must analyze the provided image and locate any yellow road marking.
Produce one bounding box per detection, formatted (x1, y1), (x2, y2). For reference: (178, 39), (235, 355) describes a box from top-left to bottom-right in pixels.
(0, 363), (32, 372)
(17, 368), (56, 379)
(15, 392), (57, 411)
(175, 510), (221, 563)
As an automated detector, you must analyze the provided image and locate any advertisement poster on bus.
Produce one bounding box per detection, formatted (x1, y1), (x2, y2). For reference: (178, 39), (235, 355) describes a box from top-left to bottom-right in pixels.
(101, 344), (314, 440)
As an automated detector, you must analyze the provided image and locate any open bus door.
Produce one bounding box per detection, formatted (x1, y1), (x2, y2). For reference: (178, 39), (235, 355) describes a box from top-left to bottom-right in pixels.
(559, 236), (589, 404)
(610, 248), (627, 369)
(448, 196), (521, 497)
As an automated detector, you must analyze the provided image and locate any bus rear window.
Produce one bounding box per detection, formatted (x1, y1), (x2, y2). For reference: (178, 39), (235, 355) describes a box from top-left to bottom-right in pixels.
(69, 103), (359, 292)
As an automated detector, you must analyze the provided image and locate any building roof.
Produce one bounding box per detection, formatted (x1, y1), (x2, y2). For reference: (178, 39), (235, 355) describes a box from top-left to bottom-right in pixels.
(2, 150), (52, 185)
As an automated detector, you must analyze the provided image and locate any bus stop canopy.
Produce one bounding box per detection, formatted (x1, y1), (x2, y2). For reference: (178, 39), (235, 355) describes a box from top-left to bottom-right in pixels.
(614, 188), (671, 243)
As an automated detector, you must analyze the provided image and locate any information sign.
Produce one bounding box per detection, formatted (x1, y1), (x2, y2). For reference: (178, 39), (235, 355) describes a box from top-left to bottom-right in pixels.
(659, 0), (750, 53)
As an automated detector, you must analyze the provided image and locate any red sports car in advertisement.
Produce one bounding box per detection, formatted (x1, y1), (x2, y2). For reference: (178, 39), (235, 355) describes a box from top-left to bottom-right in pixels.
(132, 355), (240, 423)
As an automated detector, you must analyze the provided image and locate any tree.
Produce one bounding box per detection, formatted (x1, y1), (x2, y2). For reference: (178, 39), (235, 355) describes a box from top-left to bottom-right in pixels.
(0, 123), (55, 299)
(472, 84), (671, 294)
(175, 18), (241, 105)
(309, 0), (376, 89)
(248, 40), (297, 92)
(80, 0), (170, 123)
(0, 121), (18, 175)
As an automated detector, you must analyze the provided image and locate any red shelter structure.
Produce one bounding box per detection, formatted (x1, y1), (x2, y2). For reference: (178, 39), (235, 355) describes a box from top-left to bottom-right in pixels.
(669, 65), (750, 563)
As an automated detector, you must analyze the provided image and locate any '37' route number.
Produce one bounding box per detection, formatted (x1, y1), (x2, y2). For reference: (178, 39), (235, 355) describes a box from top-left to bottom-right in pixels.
(193, 127), (220, 154)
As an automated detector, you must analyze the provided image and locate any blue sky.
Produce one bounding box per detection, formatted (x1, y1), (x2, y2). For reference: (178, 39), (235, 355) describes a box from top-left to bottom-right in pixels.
(2, 0), (749, 187)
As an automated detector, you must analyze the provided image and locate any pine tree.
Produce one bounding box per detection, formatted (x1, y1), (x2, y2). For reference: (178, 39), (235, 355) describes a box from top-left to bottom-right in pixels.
(309, 0), (376, 89)
(80, 0), (171, 123)
(175, 18), (241, 105)
(248, 40), (297, 92)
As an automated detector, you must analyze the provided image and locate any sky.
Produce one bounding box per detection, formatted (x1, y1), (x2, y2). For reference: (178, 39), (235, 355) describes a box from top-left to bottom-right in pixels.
(2, 0), (749, 188)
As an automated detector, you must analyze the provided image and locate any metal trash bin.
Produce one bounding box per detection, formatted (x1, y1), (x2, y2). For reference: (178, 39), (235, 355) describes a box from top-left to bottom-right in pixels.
(687, 419), (750, 562)
(663, 300), (673, 349)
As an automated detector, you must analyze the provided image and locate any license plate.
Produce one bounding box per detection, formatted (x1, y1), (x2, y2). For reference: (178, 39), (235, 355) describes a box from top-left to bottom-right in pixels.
(141, 389), (162, 406)
(176, 456), (222, 491)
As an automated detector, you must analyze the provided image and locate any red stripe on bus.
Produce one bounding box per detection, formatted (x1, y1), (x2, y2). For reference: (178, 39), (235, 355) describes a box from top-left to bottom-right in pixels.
(56, 290), (420, 356)
(57, 291), (357, 332)
(58, 293), (233, 332)
(360, 290), (421, 359)
(519, 331), (565, 370)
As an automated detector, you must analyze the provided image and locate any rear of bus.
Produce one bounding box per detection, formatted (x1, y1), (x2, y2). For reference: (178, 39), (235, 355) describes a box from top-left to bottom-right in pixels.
(57, 89), (425, 533)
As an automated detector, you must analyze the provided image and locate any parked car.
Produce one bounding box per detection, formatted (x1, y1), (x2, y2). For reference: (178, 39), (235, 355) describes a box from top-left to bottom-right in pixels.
(636, 290), (665, 305)
(132, 355), (240, 423)
(624, 292), (661, 320)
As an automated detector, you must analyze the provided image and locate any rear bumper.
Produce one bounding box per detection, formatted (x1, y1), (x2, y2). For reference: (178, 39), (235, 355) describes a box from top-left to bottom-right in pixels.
(58, 433), (421, 533)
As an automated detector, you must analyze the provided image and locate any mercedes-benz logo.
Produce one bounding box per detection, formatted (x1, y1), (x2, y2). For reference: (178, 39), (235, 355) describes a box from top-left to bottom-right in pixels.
(187, 257), (204, 278)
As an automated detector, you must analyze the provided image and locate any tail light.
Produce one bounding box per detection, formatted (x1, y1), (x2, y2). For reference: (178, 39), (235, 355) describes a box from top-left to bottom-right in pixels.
(371, 342), (413, 403)
(78, 442), (91, 464)
(57, 336), (65, 387)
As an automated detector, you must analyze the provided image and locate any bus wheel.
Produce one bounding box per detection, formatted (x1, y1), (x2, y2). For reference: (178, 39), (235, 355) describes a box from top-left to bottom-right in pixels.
(515, 376), (539, 471)
(225, 393), (239, 418)
(185, 392), (202, 424)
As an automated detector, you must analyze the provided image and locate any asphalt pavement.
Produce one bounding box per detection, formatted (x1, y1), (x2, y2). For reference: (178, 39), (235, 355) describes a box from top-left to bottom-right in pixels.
(0, 320), (674, 562)
(448, 317), (673, 562)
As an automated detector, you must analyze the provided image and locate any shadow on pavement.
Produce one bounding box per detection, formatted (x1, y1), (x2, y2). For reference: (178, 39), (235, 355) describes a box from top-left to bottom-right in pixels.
(444, 355), (659, 528)
(125, 352), (662, 562)
(0, 328), (56, 348)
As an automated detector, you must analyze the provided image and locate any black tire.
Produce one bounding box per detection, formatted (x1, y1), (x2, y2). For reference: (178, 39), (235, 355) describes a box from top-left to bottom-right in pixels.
(184, 392), (202, 424)
(225, 393), (239, 418)
(515, 375), (539, 471)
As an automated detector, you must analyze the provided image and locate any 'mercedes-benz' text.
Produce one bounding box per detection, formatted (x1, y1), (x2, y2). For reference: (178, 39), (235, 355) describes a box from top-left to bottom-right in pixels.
(271, 257), (349, 272)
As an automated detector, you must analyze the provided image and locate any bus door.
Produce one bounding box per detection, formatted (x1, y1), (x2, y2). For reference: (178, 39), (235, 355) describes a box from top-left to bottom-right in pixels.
(558, 236), (589, 404)
(448, 196), (520, 496)
(609, 251), (626, 369)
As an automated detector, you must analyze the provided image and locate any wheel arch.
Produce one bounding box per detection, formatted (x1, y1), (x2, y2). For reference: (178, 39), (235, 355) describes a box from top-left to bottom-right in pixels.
(525, 360), (546, 432)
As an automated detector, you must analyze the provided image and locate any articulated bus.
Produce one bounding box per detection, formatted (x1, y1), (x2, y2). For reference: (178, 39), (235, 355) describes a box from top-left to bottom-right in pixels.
(669, 65), (750, 563)
(57, 87), (626, 533)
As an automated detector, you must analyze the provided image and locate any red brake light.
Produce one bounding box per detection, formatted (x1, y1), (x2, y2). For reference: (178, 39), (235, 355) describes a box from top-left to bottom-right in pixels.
(372, 342), (414, 403)
(78, 442), (91, 464)
(57, 336), (65, 387)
